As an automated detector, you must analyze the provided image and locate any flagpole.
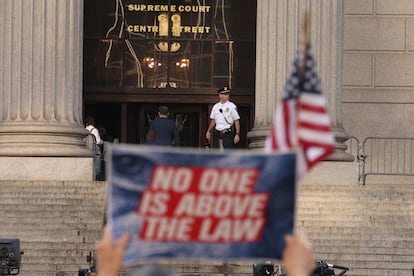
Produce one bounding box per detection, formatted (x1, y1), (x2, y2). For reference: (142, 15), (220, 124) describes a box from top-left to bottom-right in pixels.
(299, 11), (309, 79)
(297, 10), (309, 147)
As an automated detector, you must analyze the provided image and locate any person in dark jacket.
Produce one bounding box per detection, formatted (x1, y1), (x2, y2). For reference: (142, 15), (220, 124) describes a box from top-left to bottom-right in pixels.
(149, 105), (180, 146)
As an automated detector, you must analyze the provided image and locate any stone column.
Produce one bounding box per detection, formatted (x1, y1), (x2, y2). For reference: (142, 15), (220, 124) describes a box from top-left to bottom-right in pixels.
(0, 0), (93, 180)
(248, 0), (353, 161)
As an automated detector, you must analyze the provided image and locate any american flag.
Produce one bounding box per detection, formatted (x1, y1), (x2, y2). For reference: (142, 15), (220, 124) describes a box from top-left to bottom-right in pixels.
(265, 42), (335, 179)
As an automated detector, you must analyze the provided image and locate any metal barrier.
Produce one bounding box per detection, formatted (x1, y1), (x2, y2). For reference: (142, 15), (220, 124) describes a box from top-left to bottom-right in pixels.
(358, 137), (414, 185)
(345, 136), (364, 184)
(345, 136), (360, 159)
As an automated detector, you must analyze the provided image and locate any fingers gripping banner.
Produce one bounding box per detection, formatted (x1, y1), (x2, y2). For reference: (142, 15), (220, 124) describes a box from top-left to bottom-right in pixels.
(107, 144), (296, 265)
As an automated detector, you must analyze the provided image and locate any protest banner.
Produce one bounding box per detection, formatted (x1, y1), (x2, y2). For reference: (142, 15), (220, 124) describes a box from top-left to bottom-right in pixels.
(107, 144), (296, 265)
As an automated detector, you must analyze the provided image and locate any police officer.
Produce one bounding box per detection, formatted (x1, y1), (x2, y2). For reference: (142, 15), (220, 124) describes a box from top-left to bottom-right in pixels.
(206, 86), (241, 149)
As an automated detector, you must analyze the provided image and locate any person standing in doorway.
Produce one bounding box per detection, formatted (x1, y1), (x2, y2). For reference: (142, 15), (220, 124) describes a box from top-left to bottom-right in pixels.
(150, 105), (180, 146)
(206, 86), (240, 149)
(85, 115), (103, 180)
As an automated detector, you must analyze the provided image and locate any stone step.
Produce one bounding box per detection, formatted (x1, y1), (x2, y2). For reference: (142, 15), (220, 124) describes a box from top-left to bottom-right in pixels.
(298, 184), (414, 191)
(308, 237), (414, 248)
(299, 204), (412, 211)
(0, 191), (105, 199)
(298, 196), (413, 204)
(297, 225), (414, 234)
(16, 248), (90, 258)
(314, 252), (414, 263)
(298, 192), (414, 200)
(1, 203), (105, 212)
(0, 197), (91, 205)
(0, 221), (103, 231)
(18, 262), (86, 276)
(0, 182), (107, 198)
(297, 199), (414, 206)
(296, 214), (413, 221)
(21, 241), (97, 251)
(344, 268), (410, 276)
(297, 187), (414, 196)
(297, 210), (413, 218)
(0, 216), (103, 224)
(0, 209), (105, 219)
(309, 245), (414, 255)
(305, 231), (414, 241)
(0, 229), (102, 242)
(297, 208), (414, 215)
(296, 215), (414, 224)
(0, 180), (107, 188)
(20, 255), (86, 265)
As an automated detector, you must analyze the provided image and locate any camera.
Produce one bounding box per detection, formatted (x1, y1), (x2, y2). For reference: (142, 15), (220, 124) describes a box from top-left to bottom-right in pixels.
(78, 251), (96, 276)
(253, 261), (276, 276)
(0, 239), (23, 276)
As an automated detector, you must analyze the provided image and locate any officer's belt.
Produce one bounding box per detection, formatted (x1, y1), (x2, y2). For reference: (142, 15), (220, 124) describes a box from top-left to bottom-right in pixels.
(215, 127), (232, 135)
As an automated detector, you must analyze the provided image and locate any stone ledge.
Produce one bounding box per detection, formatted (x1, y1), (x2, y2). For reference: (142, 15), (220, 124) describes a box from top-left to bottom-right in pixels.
(0, 157), (93, 181)
(300, 161), (359, 186)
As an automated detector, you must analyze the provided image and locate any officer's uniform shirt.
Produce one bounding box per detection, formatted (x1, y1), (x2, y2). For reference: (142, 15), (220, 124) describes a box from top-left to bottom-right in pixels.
(210, 101), (240, 131)
(86, 125), (103, 145)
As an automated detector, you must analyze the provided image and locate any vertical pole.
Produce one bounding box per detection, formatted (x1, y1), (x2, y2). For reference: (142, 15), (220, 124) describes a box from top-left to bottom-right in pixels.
(219, 139), (224, 152)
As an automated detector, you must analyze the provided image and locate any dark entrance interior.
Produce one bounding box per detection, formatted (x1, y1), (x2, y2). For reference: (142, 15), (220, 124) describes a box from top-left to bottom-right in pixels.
(84, 102), (251, 148)
(85, 103), (209, 147)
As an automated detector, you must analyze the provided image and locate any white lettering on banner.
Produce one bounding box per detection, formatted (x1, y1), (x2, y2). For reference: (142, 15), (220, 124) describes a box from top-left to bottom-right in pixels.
(138, 165), (268, 242)
(138, 192), (169, 215)
(198, 218), (265, 242)
(142, 217), (194, 241)
(199, 168), (258, 193)
(151, 166), (193, 192)
(173, 194), (268, 217)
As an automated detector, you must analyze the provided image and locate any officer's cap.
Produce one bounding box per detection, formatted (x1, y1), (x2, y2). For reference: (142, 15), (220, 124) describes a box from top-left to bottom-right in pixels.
(218, 86), (231, 94)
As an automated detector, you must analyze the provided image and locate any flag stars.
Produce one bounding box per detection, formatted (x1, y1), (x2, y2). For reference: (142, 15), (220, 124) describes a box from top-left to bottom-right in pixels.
(305, 71), (313, 79)
(291, 76), (299, 85)
(310, 77), (318, 86)
(304, 83), (312, 90)
(306, 60), (314, 67)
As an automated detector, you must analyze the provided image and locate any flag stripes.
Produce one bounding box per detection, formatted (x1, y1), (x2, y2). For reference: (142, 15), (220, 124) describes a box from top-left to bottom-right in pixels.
(265, 42), (335, 179)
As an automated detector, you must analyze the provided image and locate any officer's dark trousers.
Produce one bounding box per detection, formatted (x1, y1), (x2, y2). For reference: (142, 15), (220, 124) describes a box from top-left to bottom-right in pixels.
(213, 131), (234, 149)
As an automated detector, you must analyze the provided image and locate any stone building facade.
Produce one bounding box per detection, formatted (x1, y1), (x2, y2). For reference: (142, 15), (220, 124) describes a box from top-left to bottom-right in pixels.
(0, 0), (413, 181)
(342, 0), (414, 139)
